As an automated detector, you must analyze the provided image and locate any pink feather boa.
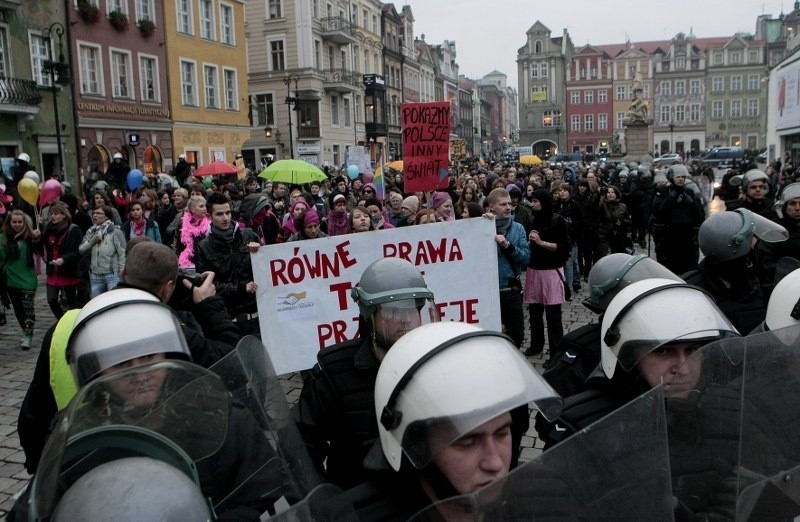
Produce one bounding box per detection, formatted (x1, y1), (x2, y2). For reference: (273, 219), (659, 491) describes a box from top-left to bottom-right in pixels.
(177, 211), (210, 268)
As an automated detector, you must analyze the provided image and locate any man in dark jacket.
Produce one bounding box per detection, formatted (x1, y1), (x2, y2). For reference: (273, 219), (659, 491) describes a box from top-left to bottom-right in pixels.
(195, 192), (261, 335)
(291, 258), (439, 490)
(17, 240), (240, 474)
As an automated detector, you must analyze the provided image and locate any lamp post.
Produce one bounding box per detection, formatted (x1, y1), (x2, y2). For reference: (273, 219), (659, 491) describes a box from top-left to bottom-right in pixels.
(669, 122), (675, 153)
(555, 124), (561, 154)
(42, 22), (71, 177)
(283, 73), (300, 159)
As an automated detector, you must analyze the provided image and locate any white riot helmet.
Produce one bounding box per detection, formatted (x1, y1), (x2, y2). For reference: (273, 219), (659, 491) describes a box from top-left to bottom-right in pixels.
(765, 268), (800, 331)
(67, 288), (191, 386)
(113, 152), (123, 160)
(17, 152), (30, 163)
(667, 164), (690, 182)
(375, 322), (562, 471)
(178, 154), (186, 160)
(583, 254), (682, 314)
(742, 169), (770, 193)
(52, 457), (212, 521)
(698, 209), (788, 264)
(601, 279), (739, 378)
(776, 182), (800, 218)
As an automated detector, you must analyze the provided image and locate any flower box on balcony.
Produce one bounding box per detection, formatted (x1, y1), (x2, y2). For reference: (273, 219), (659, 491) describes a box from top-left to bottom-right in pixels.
(138, 19), (155, 37)
(78, 1), (100, 23)
(108, 10), (129, 32)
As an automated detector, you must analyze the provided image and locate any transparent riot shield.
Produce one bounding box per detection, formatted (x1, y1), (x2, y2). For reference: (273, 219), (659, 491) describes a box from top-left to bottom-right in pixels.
(665, 324), (800, 521)
(209, 335), (322, 509)
(407, 386), (674, 521)
(266, 483), (358, 522)
(29, 360), (230, 521)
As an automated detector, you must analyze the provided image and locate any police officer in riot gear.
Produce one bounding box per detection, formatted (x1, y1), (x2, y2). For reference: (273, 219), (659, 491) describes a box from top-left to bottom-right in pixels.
(106, 151), (130, 190)
(291, 257), (439, 489)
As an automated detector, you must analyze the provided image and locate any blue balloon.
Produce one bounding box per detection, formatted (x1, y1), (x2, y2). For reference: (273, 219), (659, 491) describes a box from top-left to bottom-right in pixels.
(347, 165), (359, 180)
(127, 169), (144, 191)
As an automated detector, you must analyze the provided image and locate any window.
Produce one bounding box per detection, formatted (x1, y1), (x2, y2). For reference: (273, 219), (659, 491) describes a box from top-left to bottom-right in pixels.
(712, 77), (724, 93)
(331, 94), (339, 125)
(730, 99), (741, 118)
(690, 103), (700, 121)
(219, 4), (234, 44)
(675, 80), (686, 96)
(269, 0), (282, 19)
(200, 0), (215, 40)
(730, 76), (742, 92)
(0, 27), (8, 79)
(584, 114), (594, 131)
(270, 40), (285, 71)
(660, 105), (670, 123)
(713, 52), (723, 65)
(616, 111), (625, 129)
(362, 9), (367, 28)
(616, 85), (626, 100)
(579, 68), (586, 78)
(690, 79), (701, 94)
(711, 100), (723, 119)
(730, 51), (741, 64)
(531, 85), (548, 102)
(110, 50), (132, 98)
(108, 0), (127, 14)
(747, 74), (759, 91)
(531, 65), (538, 78)
(540, 63), (548, 77)
(749, 50), (758, 63)
(598, 89), (607, 104)
(181, 60), (197, 106)
(571, 114), (580, 131)
(643, 84), (649, 99)
(584, 90), (593, 104)
(204, 65), (219, 109)
(674, 104), (685, 122)
(30, 33), (50, 87)
(571, 91), (580, 104)
(660, 81), (671, 96)
(598, 113), (608, 130)
(534, 40), (542, 53)
(675, 57), (685, 70)
(255, 93), (275, 126)
(344, 97), (351, 126)
(224, 69), (237, 110)
(747, 99), (759, 117)
(79, 44), (102, 94)
(312, 0), (319, 18)
(176, 0), (192, 34)
(136, 0), (153, 21)
(139, 55), (159, 102)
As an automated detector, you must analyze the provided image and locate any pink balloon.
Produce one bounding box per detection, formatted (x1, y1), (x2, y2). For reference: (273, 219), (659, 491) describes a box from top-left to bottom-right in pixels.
(39, 179), (62, 207)
(362, 171), (374, 184)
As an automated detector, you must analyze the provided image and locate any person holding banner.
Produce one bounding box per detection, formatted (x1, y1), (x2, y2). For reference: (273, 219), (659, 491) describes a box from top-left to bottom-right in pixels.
(292, 257), (438, 489)
(486, 188), (530, 349)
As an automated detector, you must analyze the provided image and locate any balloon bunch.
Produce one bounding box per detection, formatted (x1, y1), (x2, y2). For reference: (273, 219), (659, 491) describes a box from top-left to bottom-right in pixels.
(17, 173), (64, 225)
(0, 184), (12, 216)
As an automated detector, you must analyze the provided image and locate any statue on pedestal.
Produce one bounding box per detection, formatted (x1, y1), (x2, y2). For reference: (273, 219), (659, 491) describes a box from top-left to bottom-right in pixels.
(625, 72), (649, 123)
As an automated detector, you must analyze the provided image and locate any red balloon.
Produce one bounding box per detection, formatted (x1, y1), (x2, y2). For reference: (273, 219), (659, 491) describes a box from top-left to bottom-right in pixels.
(40, 179), (62, 207)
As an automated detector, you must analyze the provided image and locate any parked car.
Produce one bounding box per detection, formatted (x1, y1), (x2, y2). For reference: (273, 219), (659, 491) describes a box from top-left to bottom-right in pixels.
(756, 151), (768, 164)
(653, 153), (682, 167)
(698, 147), (744, 168)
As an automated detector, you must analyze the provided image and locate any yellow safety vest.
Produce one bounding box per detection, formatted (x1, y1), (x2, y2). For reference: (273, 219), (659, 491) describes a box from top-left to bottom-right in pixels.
(49, 309), (81, 410)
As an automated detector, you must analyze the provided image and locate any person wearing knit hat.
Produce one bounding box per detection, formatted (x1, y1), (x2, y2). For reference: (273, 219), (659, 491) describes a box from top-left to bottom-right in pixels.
(399, 195), (419, 227)
(429, 192), (453, 222)
(327, 193), (349, 237)
(288, 209), (327, 241)
(364, 198), (394, 229)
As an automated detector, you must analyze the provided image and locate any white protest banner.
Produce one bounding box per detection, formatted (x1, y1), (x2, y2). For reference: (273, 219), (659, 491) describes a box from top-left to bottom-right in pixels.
(251, 218), (501, 374)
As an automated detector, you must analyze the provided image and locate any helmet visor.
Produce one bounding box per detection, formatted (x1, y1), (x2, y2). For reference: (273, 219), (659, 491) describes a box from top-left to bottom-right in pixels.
(375, 297), (439, 349)
(749, 210), (789, 243)
(390, 338), (562, 470)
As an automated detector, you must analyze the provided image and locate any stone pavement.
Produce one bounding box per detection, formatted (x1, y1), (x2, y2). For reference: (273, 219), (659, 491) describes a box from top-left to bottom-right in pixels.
(0, 265), (609, 516)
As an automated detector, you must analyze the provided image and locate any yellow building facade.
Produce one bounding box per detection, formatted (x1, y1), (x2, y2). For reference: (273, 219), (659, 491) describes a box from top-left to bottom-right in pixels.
(163, 0), (250, 170)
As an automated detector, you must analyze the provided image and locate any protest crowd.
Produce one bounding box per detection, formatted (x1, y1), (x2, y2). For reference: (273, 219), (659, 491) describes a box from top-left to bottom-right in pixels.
(3, 143), (800, 520)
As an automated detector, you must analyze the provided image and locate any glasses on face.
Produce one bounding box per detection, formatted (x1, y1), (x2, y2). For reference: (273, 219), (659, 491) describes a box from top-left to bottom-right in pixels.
(363, 189), (374, 194)
(748, 184), (766, 191)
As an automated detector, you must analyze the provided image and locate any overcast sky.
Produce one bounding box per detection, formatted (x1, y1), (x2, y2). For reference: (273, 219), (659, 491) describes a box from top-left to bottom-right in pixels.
(407, 0), (786, 88)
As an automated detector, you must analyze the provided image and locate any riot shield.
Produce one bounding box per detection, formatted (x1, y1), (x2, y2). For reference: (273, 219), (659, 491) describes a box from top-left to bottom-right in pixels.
(665, 324), (800, 521)
(209, 335), (322, 507)
(29, 360), (230, 520)
(266, 483), (358, 522)
(407, 386), (674, 521)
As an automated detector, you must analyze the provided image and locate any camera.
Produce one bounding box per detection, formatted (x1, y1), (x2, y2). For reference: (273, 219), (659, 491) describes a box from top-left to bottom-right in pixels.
(177, 269), (204, 287)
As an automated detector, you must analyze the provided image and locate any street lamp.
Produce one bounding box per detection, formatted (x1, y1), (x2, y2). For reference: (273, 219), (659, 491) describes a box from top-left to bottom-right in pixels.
(669, 122), (675, 153)
(283, 73), (300, 159)
(42, 22), (71, 177)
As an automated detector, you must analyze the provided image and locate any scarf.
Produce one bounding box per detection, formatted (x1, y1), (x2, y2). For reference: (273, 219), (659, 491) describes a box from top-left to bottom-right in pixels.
(46, 219), (69, 239)
(130, 217), (146, 238)
(495, 216), (512, 235)
(210, 223), (238, 244)
(178, 211), (210, 268)
(327, 209), (349, 236)
(87, 219), (115, 239)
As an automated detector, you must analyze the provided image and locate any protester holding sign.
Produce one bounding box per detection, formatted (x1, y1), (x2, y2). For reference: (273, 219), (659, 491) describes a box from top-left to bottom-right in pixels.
(291, 257), (439, 489)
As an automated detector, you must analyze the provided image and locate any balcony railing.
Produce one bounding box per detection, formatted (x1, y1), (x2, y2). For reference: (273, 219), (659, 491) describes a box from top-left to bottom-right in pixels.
(322, 68), (360, 92)
(320, 16), (355, 44)
(298, 125), (320, 138)
(0, 77), (43, 106)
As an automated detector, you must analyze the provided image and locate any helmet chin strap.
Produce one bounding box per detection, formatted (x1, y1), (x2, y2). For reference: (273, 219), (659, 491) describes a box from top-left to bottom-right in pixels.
(420, 462), (462, 503)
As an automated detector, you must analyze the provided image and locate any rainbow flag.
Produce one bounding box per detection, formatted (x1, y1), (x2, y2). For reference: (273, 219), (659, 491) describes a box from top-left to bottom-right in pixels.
(373, 148), (386, 201)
